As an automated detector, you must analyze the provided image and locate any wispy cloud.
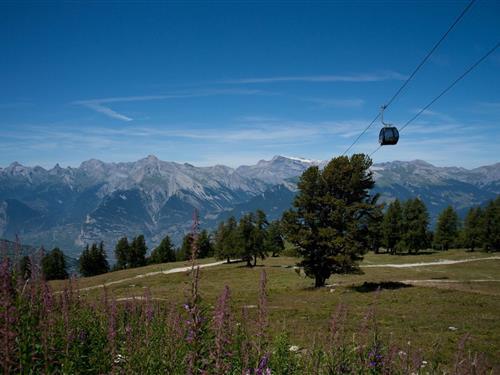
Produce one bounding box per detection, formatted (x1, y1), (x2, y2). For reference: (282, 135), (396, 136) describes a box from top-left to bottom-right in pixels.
(411, 108), (455, 123)
(304, 97), (365, 108)
(220, 71), (407, 84)
(73, 88), (264, 121)
(474, 101), (500, 112)
(77, 101), (133, 121)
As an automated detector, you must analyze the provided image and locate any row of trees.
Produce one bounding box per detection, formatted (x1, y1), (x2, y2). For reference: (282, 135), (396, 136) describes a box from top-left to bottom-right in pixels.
(380, 196), (500, 254)
(16, 247), (70, 281)
(213, 210), (284, 267)
(439, 198), (500, 252)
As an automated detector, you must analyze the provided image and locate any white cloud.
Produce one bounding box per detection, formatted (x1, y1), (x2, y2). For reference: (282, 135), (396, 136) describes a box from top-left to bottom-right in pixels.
(304, 98), (365, 108)
(80, 102), (133, 122)
(73, 88), (265, 121)
(220, 71), (407, 84)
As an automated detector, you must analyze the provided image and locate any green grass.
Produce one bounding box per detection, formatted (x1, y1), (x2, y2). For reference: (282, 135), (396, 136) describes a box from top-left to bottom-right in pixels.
(52, 250), (500, 366)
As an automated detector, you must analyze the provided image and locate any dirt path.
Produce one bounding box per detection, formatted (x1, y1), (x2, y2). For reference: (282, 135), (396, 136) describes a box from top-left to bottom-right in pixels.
(78, 260), (229, 292)
(402, 279), (500, 284)
(361, 256), (500, 268)
(76, 256), (500, 292)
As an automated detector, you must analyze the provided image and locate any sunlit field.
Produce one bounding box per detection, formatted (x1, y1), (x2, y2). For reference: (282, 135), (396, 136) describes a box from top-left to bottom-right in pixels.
(51, 249), (500, 368)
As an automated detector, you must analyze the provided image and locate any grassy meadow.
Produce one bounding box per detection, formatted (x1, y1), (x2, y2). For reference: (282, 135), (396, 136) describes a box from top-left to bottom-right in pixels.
(51, 249), (500, 367)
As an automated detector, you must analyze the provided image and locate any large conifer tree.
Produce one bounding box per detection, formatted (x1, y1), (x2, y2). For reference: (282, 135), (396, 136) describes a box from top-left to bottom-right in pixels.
(401, 198), (430, 253)
(42, 247), (68, 280)
(150, 235), (176, 264)
(265, 220), (285, 257)
(282, 154), (377, 287)
(483, 197), (500, 251)
(130, 235), (147, 267)
(382, 199), (403, 254)
(214, 217), (239, 262)
(114, 237), (130, 270)
(462, 206), (484, 251)
(79, 242), (109, 276)
(434, 206), (460, 251)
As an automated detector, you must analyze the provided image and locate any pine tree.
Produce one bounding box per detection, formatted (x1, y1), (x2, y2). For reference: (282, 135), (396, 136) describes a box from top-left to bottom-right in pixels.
(364, 195), (384, 253)
(197, 230), (214, 259)
(462, 206), (484, 251)
(150, 235), (177, 264)
(265, 220), (285, 257)
(179, 233), (194, 261)
(79, 242), (109, 277)
(214, 217), (239, 263)
(252, 209), (269, 266)
(41, 247), (68, 280)
(114, 237), (130, 270)
(95, 241), (110, 274)
(434, 206), (460, 251)
(129, 235), (147, 268)
(214, 221), (228, 260)
(79, 244), (91, 276)
(382, 200), (403, 254)
(282, 154), (376, 288)
(238, 213), (256, 267)
(483, 197), (500, 251)
(400, 198), (430, 253)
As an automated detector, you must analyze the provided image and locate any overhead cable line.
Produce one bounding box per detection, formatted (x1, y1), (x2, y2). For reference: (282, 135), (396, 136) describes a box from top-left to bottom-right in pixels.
(341, 0), (477, 156)
(369, 41), (500, 157)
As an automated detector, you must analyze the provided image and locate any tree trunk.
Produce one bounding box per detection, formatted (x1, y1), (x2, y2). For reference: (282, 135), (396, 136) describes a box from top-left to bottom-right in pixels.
(227, 257), (231, 263)
(246, 258), (252, 267)
(253, 256), (257, 267)
(314, 276), (325, 288)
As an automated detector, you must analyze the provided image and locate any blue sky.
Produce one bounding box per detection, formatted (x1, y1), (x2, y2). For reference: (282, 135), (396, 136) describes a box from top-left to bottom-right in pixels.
(1, 1), (499, 169)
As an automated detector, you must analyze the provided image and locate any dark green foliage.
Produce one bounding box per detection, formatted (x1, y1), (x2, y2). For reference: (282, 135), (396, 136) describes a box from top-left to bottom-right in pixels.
(434, 206), (460, 251)
(363, 195), (384, 254)
(462, 207), (484, 251)
(129, 235), (147, 268)
(19, 255), (31, 280)
(483, 196), (500, 251)
(282, 154), (377, 287)
(252, 210), (269, 265)
(41, 247), (68, 280)
(179, 233), (194, 261)
(399, 198), (430, 253)
(236, 210), (269, 267)
(114, 235), (147, 269)
(238, 213), (257, 267)
(79, 242), (110, 277)
(197, 230), (214, 259)
(214, 217), (239, 262)
(149, 235), (176, 264)
(178, 230), (214, 261)
(114, 237), (130, 270)
(381, 199), (403, 254)
(265, 220), (285, 257)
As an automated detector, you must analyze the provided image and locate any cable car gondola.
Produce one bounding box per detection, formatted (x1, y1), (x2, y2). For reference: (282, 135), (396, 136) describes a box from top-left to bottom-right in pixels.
(379, 105), (399, 146)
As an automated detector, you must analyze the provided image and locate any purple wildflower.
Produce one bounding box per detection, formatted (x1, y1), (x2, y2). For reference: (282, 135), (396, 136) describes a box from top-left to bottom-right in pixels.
(211, 285), (232, 373)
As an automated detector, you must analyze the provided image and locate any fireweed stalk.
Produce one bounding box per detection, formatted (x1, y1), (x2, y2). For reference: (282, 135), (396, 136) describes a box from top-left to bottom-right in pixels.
(0, 257), (16, 373)
(211, 285), (233, 373)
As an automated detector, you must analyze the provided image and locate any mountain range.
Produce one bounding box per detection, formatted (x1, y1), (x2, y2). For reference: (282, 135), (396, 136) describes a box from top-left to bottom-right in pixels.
(1, 155), (498, 259)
